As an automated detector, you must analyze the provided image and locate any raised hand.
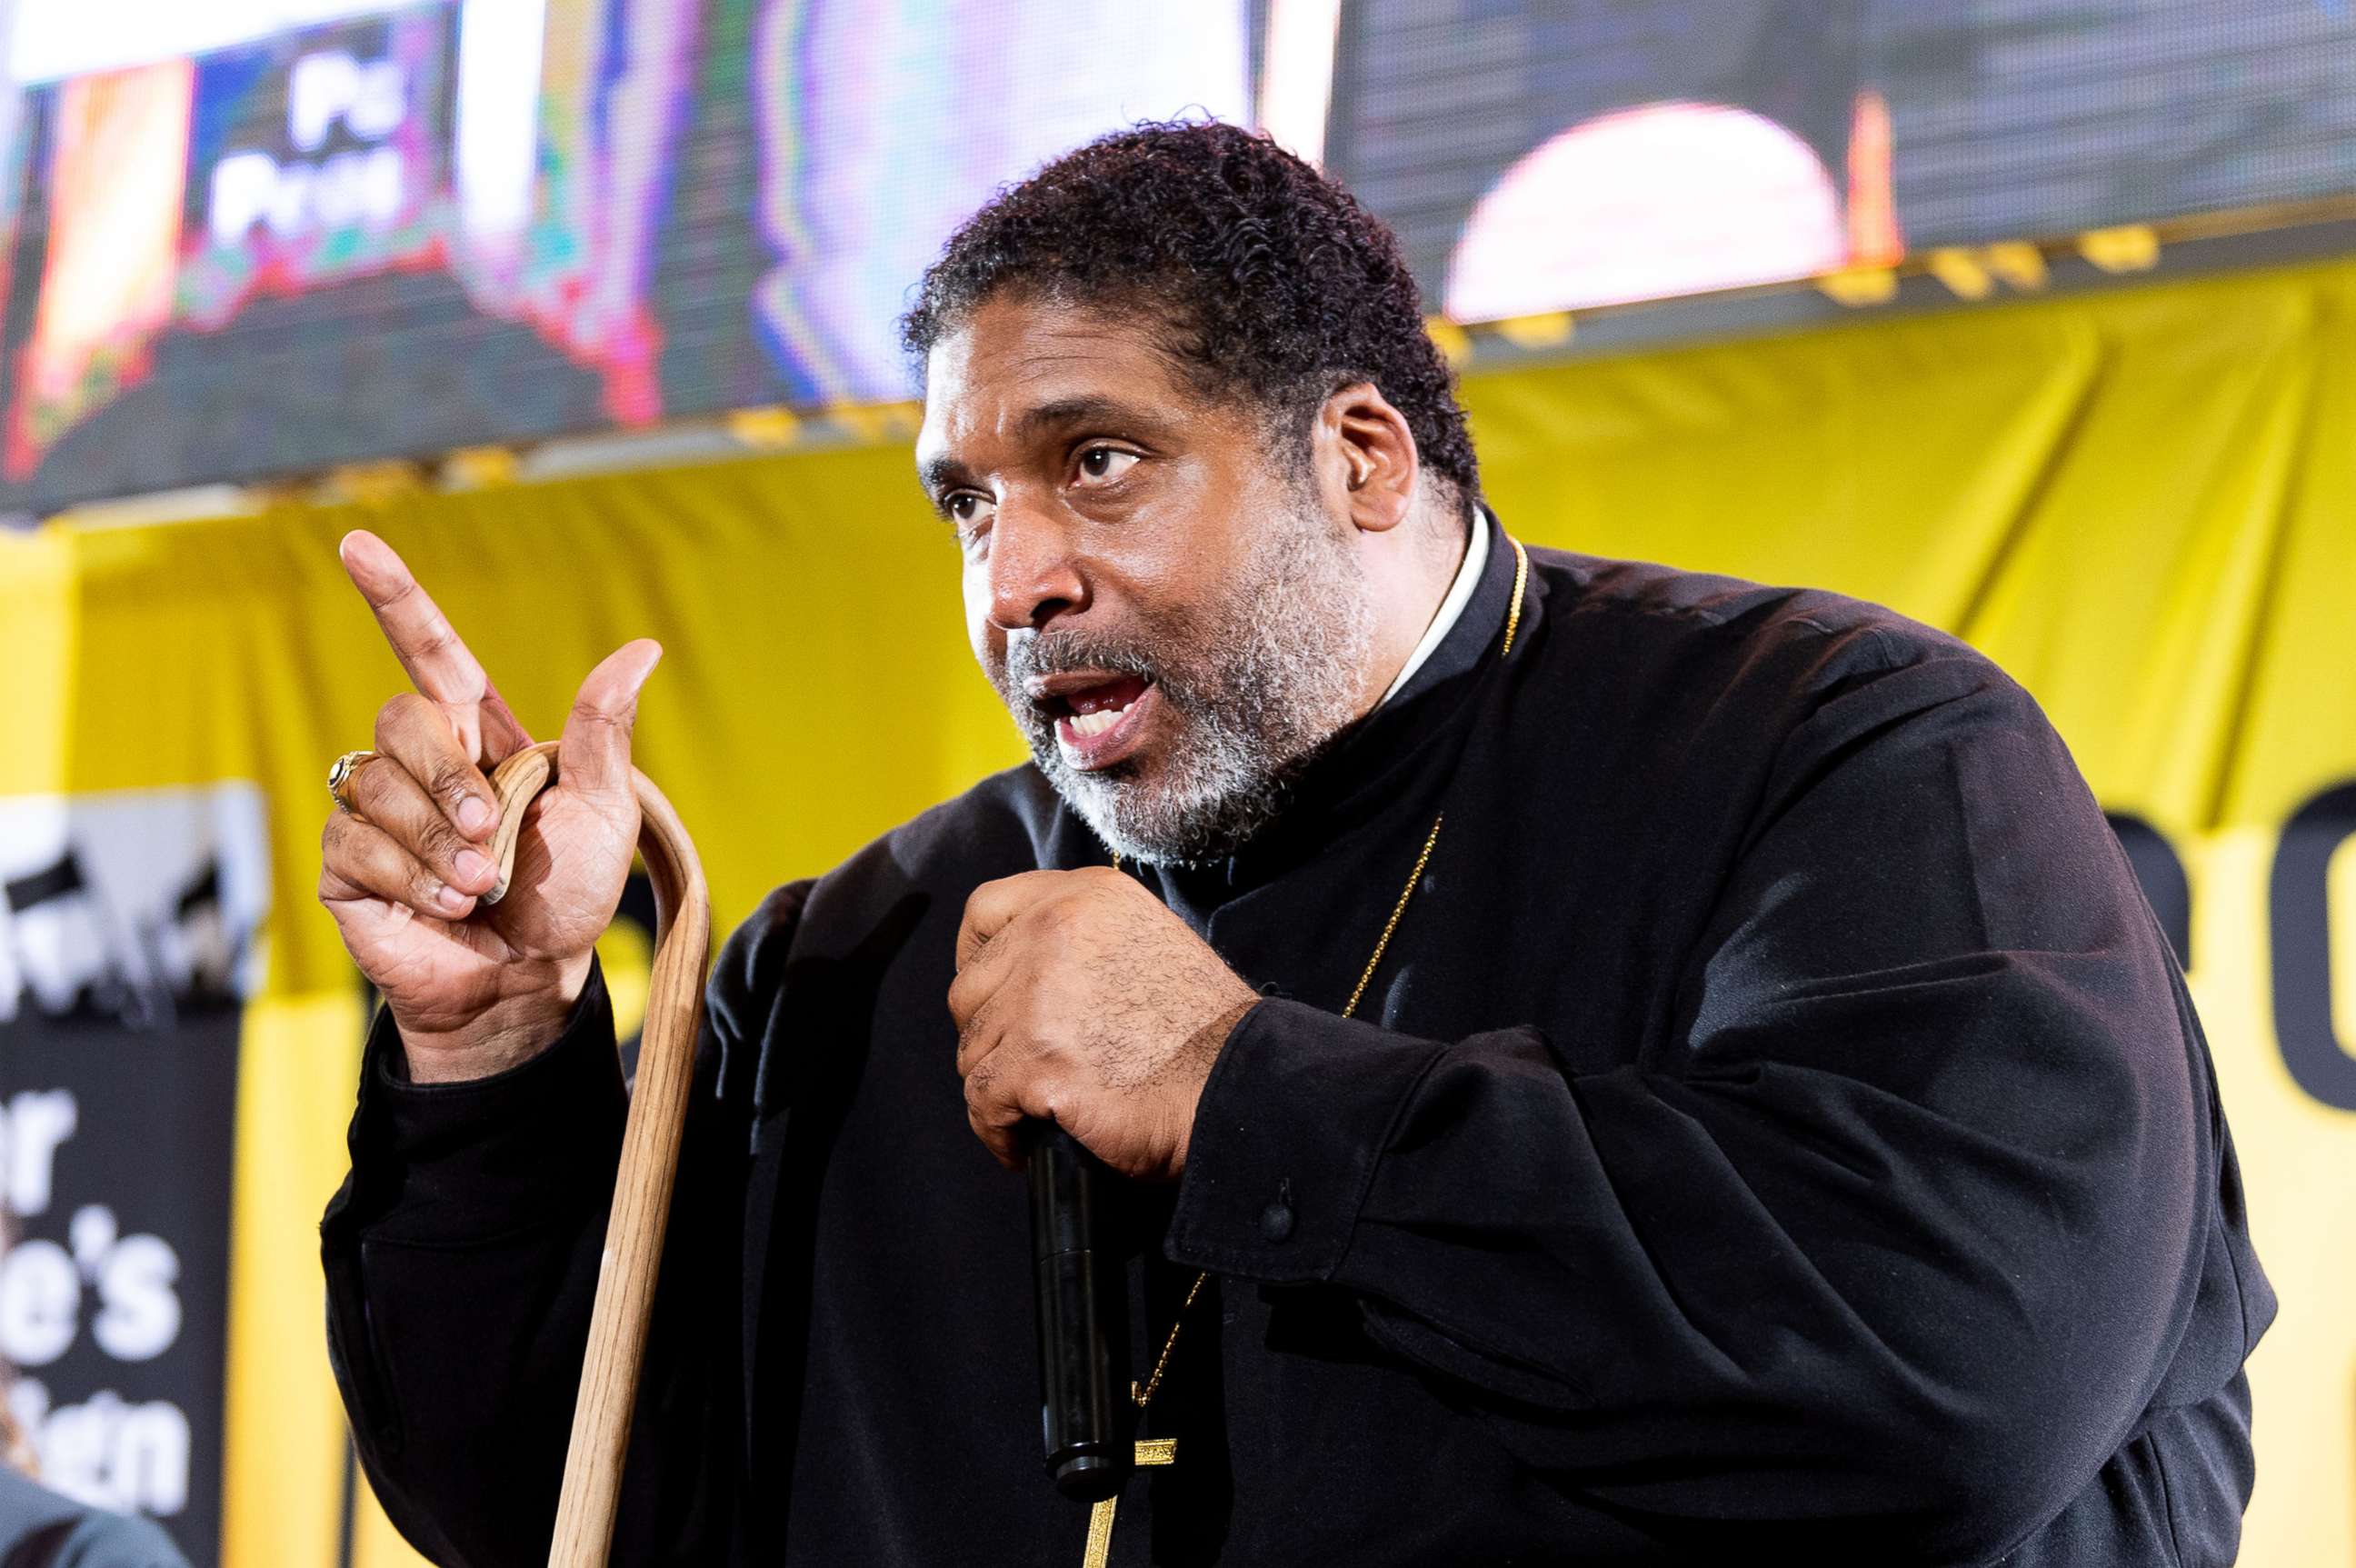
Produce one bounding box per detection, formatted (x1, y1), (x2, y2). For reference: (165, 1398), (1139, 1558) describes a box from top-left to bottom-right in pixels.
(319, 530), (661, 1081)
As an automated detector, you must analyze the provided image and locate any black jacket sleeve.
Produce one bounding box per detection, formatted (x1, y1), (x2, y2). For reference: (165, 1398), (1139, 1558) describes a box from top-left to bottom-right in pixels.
(322, 884), (812, 1568)
(1167, 647), (2221, 1563)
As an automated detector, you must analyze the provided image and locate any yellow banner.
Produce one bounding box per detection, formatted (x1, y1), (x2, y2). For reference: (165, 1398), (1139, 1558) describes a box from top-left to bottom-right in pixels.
(2, 253), (2351, 1563)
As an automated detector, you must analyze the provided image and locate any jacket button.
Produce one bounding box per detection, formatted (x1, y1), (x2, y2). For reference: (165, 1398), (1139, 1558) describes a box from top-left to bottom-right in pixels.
(1259, 1203), (1295, 1243)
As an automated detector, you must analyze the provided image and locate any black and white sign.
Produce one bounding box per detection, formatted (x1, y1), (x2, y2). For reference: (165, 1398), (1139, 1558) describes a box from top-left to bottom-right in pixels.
(0, 784), (267, 1568)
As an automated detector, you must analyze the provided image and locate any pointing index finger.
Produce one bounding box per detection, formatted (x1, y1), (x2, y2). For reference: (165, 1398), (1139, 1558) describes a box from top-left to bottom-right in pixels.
(339, 530), (489, 705)
(339, 530), (533, 761)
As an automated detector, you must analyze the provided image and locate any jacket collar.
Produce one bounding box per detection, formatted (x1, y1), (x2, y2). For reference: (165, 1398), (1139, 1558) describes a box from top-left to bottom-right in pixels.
(1146, 505), (1533, 914)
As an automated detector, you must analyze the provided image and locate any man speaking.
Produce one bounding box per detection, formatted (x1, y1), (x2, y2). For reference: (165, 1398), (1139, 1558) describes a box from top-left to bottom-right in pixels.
(318, 124), (2269, 1565)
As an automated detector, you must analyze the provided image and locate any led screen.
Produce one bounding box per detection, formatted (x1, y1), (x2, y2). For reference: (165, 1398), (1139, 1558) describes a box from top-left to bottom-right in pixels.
(0, 0), (2346, 510)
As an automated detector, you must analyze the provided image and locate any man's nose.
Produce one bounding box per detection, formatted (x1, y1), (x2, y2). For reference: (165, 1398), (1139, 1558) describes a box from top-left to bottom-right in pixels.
(985, 504), (1088, 632)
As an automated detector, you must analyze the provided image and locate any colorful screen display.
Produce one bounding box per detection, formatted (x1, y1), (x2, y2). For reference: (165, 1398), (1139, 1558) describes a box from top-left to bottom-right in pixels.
(0, 0), (2347, 510)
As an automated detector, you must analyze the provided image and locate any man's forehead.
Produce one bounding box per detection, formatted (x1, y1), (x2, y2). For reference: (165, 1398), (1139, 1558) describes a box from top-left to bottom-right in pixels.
(917, 303), (1192, 462)
(933, 303), (1171, 398)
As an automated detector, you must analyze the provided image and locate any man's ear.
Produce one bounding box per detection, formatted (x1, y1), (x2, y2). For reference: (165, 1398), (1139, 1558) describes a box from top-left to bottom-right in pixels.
(1313, 383), (1419, 535)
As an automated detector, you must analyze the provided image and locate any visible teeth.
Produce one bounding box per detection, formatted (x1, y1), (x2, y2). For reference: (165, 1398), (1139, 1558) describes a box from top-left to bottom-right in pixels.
(1066, 704), (1129, 738)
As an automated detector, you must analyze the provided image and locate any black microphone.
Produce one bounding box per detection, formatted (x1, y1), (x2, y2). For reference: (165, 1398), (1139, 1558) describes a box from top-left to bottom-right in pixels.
(1029, 1125), (1130, 1503)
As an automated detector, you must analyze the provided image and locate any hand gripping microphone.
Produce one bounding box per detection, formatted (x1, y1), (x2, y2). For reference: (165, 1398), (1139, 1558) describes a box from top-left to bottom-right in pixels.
(1029, 1125), (1130, 1502)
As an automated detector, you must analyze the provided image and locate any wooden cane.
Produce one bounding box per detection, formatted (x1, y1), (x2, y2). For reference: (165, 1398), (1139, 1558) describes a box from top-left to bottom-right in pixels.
(477, 740), (712, 1568)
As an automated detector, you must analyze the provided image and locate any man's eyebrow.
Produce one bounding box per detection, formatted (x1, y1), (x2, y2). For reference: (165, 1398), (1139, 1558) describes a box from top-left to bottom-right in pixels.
(917, 453), (983, 497)
(1013, 394), (1161, 442)
(918, 395), (1169, 496)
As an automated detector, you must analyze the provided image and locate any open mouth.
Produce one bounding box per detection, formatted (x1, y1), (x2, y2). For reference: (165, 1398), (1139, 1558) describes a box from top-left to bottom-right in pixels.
(1043, 674), (1158, 770)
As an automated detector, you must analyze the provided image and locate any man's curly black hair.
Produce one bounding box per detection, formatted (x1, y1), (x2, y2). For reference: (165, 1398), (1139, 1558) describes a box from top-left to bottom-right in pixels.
(901, 120), (1480, 513)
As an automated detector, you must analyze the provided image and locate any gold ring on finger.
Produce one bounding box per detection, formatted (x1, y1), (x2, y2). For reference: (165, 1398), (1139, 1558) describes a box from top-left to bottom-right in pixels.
(327, 750), (379, 815)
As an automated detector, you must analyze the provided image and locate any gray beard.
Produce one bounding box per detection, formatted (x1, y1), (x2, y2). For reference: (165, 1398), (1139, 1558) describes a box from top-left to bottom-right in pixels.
(994, 515), (1375, 867)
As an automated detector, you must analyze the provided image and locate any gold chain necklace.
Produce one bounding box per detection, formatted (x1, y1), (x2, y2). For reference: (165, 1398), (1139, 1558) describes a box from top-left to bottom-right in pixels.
(1080, 538), (1527, 1566)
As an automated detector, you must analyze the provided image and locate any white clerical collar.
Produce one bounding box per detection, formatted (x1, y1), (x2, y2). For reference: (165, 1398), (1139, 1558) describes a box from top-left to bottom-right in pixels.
(1377, 512), (1490, 707)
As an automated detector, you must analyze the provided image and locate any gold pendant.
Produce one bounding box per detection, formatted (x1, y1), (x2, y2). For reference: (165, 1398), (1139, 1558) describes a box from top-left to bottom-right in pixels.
(1080, 1437), (1177, 1568)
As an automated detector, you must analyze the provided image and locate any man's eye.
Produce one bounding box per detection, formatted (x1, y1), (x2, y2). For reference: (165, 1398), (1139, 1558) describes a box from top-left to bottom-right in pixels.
(1073, 447), (1139, 484)
(946, 492), (996, 525)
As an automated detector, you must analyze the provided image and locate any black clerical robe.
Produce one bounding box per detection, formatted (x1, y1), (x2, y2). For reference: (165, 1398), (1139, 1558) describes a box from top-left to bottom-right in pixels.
(323, 514), (2271, 1566)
